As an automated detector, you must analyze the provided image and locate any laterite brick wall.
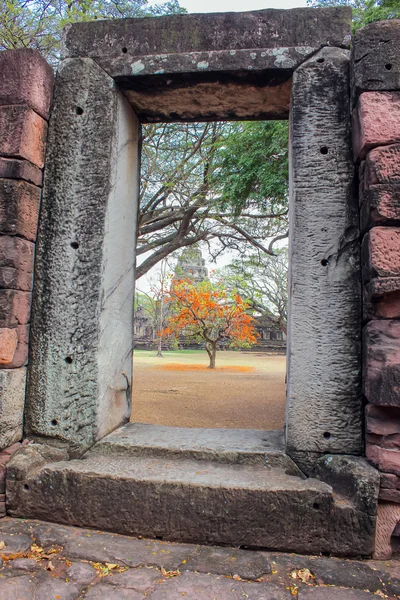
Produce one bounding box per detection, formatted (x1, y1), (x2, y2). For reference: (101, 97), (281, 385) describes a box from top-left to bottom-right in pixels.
(0, 49), (53, 514)
(352, 19), (400, 558)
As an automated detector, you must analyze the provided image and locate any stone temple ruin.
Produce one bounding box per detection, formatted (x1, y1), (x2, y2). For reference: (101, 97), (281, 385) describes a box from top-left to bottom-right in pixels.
(0, 7), (400, 558)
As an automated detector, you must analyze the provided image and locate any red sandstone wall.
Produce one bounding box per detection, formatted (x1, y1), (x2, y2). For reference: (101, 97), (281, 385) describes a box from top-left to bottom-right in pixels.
(352, 19), (400, 558)
(0, 49), (53, 515)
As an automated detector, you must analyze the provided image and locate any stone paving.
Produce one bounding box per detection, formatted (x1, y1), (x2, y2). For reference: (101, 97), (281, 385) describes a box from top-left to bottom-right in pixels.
(0, 518), (399, 599)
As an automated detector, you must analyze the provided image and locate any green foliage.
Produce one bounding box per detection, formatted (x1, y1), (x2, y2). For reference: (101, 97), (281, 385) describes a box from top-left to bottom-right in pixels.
(214, 121), (289, 216)
(307, 0), (400, 31)
(0, 0), (184, 64)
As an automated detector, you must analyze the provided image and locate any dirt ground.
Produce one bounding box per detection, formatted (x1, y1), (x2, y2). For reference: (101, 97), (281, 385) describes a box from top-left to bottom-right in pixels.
(131, 350), (286, 429)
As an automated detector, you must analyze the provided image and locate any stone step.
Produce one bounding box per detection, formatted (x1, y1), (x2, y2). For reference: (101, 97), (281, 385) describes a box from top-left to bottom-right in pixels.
(92, 423), (302, 475)
(7, 448), (375, 556)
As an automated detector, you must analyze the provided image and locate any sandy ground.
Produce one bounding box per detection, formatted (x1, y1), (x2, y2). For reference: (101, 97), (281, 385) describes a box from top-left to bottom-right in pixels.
(131, 350), (286, 429)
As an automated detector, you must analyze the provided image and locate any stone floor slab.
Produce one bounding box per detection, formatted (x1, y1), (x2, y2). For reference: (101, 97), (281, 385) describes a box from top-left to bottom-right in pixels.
(103, 566), (161, 592)
(298, 588), (378, 599)
(84, 583), (144, 599)
(186, 545), (271, 579)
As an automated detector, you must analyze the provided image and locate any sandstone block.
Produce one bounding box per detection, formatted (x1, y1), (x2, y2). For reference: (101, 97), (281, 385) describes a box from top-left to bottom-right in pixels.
(0, 158), (42, 187)
(286, 48), (362, 456)
(363, 320), (400, 406)
(352, 20), (400, 100)
(0, 237), (34, 291)
(0, 290), (31, 327)
(6, 326), (29, 369)
(360, 185), (400, 231)
(366, 444), (400, 475)
(364, 145), (400, 187)
(26, 58), (139, 455)
(0, 328), (18, 365)
(380, 488), (400, 503)
(0, 106), (47, 169)
(381, 472), (400, 490)
(353, 93), (400, 161)
(0, 179), (40, 241)
(0, 49), (54, 120)
(364, 282), (400, 320)
(0, 368), (26, 450)
(366, 405), (400, 437)
(362, 227), (400, 282)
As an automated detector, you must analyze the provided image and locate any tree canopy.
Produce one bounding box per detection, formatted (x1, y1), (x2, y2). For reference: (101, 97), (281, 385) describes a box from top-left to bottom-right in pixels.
(163, 278), (258, 368)
(307, 0), (400, 30)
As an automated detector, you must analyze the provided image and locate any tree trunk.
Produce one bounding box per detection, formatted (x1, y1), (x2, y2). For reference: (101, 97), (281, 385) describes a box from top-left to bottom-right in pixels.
(156, 298), (164, 358)
(206, 342), (217, 369)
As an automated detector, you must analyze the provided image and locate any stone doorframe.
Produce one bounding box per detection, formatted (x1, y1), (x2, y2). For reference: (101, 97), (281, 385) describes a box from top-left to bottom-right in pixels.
(24, 7), (361, 469)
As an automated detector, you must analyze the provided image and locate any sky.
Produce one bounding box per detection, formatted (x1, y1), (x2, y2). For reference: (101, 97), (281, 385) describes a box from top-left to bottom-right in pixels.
(179, 0), (308, 14)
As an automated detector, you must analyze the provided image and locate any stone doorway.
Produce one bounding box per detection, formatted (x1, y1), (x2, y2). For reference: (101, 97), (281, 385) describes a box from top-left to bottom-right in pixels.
(5, 7), (379, 556)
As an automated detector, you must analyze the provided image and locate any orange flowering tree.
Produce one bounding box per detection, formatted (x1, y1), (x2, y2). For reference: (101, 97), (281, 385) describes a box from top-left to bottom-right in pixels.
(163, 279), (258, 369)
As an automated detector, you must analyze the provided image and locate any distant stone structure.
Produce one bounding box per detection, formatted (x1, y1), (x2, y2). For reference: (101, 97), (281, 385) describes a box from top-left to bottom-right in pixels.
(134, 247), (286, 351)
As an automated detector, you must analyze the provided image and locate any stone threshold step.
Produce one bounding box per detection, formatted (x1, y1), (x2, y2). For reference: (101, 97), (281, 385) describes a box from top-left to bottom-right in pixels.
(7, 450), (375, 556)
(93, 423), (302, 475)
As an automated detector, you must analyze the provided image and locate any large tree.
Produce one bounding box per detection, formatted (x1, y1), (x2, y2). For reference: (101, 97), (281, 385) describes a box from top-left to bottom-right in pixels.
(307, 0), (400, 30)
(137, 120), (289, 279)
(219, 248), (288, 335)
(164, 278), (258, 368)
(0, 0), (183, 64)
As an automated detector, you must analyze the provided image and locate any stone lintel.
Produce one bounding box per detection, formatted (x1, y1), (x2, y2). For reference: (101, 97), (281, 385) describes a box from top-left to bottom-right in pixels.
(63, 8), (352, 61)
(286, 47), (362, 456)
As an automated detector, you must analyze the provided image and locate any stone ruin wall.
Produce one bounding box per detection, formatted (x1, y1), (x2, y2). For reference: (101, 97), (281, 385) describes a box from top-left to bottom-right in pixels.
(0, 16), (400, 557)
(0, 50), (54, 516)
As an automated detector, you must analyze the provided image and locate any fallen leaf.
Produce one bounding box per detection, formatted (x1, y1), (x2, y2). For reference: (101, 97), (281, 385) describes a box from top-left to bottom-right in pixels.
(105, 563), (118, 570)
(47, 560), (55, 571)
(0, 542), (6, 550)
(161, 567), (181, 578)
(291, 569), (314, 584)
(233, 574), (242, 581)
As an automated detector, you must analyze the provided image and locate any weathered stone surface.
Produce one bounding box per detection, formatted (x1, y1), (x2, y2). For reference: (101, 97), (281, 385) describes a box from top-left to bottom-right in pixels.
(62, 8), (350, 122)
(0, 368), (26, 449)
(0, 236), (34, 291)
(366, 405), (400, 437)
(301, 557), (382, 592)
(186, 545), (271, 580)
(360, 185), (400, 231)
(25, 58), (140, 456)
(84, 585), (143, 599)
(0, 49), (54, 120)
(312, 455), (379, 516)
(0, 533), (32, 554)
(104, 567), (160, 592)
(0, 106), (47, 168)
(363, 320), (400, 406)
(352, 20), (400, 100)
(379, 488), (400, 502)
(381, 472), (400, 490)
(6, 324), (29, 369)
(0, 290), (31, 327)
(11, 557), (38, 571)
(148, 572), (292, 600)
(364, 284), (400, 320)
(299, 589), (375, 599)
(0, 157), (42, 187)
(6, 451), (376, 556)
(353, 93), (400, 160)
(364, 144), (400, 186)
(362, 227), (400, 282)
(66, 562), (97, 586)
(94, 423), (302, 475)
(366, 444), (400, 475)
(0, 179), (41, 241)
(63, 8), (351, 59)
(374, 501), (400, 559)
(286, 47), (362, 456)
(0, 327), (18, 364)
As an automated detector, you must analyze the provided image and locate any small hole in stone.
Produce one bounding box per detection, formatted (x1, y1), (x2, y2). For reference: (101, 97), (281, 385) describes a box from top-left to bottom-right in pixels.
(321, 259), (328, 267)
(51, 419), (58, 426)
(122, 47), (128, 53)
(317, 58), (325, 64)
(320, 146), (329, 155)
(323, 431), (331, 439)
(385, 63), (392, 71)
(65, 356), (73, 364)
(76, 106), (84, 115)
(24, 484), (29, 491)
(70, 241), (79, 250)
(313, 502), (320, 510)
